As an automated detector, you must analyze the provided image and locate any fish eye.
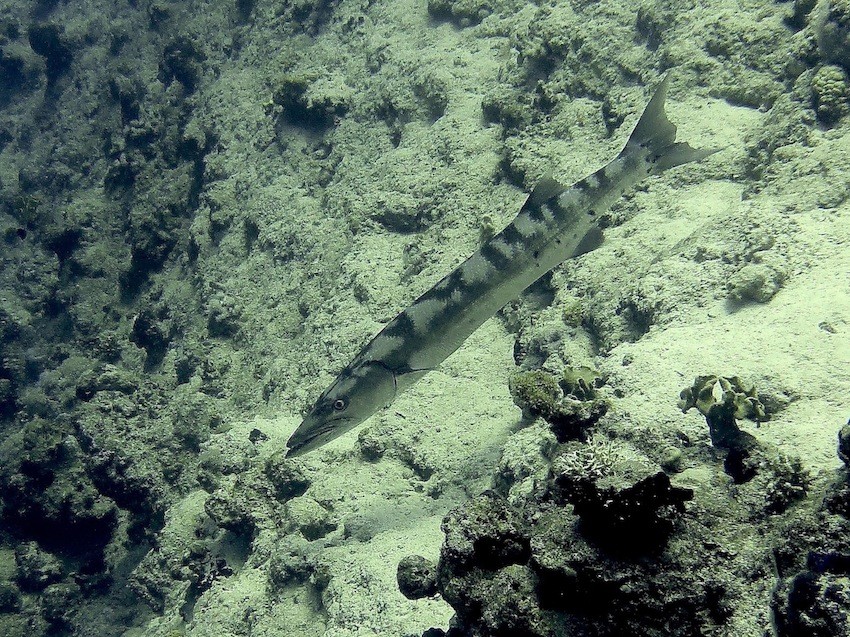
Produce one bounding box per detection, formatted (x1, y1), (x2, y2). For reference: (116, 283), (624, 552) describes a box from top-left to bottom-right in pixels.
(333, 398), (347, 411)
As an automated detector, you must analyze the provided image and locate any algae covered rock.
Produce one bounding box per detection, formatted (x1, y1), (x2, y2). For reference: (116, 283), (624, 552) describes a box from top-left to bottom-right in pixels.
(264, 451), (311, 501)
(75, 365), (138, 401)
(509, 368), (608, 442)
(810, 63), (850, 122)
(204, 482), (255, 536)
(551, 436), (693, 552)
(0, 579), (21, 612)
(473, 564), (544, 635)
(396, 554), (437, 600)
(815, 0), (850, 68)
(439, 491), (530, 576)
(780, 568), (850, 634)
(481, 86), (535, 130)
(14, 542), (62, 592)
(508, 370), (560, 419)
(40, 582), (79, 629)
(427, 0), (495, 27)
(0, 418), (118, 559)
(825, 420), (850, 516)
(726, 262), (787, 303)
(267, 535), (313, 589)
(285, 496), (338, 542)
(839, 419), (850, 466)
(771, 513), (850, 635)
(435, 493), (542, 636)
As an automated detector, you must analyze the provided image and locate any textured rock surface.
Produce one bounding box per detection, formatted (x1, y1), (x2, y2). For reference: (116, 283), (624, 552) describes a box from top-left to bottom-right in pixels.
(0, 0), (848, 634)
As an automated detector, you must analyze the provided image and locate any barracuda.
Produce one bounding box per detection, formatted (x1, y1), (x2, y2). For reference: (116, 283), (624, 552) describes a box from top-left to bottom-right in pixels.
(286, 74), (716, 457)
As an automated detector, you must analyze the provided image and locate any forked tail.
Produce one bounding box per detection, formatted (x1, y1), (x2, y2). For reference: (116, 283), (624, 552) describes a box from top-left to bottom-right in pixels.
(622, 73), (718, 173)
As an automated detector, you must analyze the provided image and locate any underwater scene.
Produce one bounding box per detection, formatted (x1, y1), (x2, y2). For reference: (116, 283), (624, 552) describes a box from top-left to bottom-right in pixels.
(1, 0), (849, 635)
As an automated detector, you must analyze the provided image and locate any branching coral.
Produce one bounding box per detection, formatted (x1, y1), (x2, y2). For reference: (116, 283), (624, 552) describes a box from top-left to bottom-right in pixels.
(553, 434), (621, 482)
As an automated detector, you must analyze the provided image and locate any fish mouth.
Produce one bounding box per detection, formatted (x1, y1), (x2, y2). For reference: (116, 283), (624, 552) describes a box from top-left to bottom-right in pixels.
(284, 438), (313, 458)
(285, 416), (355, 458)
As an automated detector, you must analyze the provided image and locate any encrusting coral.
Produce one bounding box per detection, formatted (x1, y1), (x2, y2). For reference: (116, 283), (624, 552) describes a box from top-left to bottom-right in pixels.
(811, 64), (850, 122)
(509, 367), (608, 442)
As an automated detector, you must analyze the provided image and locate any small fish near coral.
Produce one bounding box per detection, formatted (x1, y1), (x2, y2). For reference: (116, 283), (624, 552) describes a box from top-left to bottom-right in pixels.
(287, 73), (717, 457)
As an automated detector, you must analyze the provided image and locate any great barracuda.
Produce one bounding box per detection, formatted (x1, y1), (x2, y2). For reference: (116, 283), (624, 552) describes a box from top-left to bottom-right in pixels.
(286, 74), (715, 457)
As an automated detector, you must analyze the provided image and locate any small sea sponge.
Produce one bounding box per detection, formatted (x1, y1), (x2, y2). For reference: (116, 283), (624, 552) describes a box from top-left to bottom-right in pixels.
(811, 64), (850, 122)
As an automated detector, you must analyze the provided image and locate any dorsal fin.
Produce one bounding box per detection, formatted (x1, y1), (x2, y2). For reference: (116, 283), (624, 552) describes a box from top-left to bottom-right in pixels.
(528, 173), (566, 206)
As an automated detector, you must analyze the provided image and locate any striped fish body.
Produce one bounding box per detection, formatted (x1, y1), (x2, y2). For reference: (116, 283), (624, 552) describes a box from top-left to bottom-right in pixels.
(376, 153), (646, 376)
(286, 74), (715, 457)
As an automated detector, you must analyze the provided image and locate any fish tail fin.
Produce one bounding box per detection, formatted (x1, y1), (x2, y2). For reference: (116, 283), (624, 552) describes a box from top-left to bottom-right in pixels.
(622, 72), (719, 173)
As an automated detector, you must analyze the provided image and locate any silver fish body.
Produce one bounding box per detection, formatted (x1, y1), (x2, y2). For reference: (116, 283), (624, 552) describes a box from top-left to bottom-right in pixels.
(286, 74), (715, 457)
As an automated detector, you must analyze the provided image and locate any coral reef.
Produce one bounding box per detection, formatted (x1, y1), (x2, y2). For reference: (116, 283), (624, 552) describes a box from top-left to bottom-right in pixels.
(401, 376), (831, 637)
(0, 0), (846, 633)
(416, 469), (701, 636)
(810, 63), (850, 122)
(509, 368), (608, 442)
(815, 0), (850, 68)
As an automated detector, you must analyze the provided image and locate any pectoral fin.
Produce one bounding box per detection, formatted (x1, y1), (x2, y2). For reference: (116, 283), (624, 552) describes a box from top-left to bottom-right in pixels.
(528, 173), (567, 206)
(391, 367), (433, 396)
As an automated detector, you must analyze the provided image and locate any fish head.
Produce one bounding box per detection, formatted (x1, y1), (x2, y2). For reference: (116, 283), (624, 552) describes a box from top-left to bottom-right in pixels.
(286, 360), (397, 457)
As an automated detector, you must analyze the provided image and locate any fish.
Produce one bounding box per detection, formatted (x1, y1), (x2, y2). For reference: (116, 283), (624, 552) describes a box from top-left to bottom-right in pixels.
(286, 73), (716, 457)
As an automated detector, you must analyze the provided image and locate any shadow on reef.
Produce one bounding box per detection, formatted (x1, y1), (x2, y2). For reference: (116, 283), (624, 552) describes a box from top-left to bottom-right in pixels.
(770, 419), (850, 637)
(397, 373), (850, 636)
(399, 484), (705, 636)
